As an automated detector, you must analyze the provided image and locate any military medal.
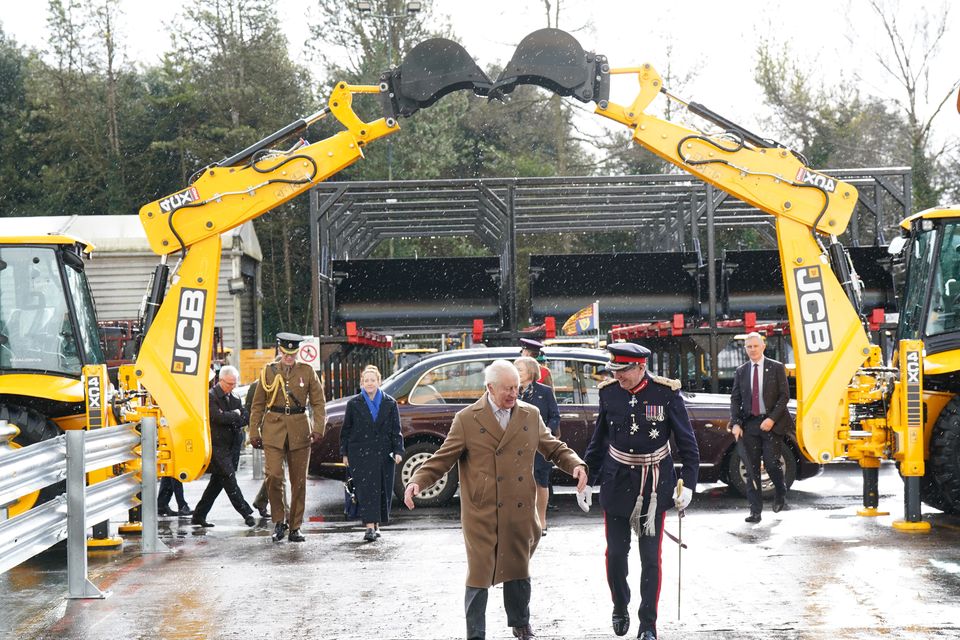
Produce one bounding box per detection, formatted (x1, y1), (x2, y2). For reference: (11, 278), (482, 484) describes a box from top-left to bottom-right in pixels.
(645, 404), (665, 423)
(649, 427), (660, 439)
(629, 413), (640, 434)
(299, 377), (304, 388)
(629, 396), (638, 407)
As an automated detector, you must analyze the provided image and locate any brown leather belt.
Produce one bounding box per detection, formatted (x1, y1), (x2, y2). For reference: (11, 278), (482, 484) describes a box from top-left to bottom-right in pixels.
(268, 406), (305, 415)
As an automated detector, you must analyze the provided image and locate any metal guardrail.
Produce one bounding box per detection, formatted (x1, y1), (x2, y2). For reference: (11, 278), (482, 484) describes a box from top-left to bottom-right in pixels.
(0, 417), (165, 598)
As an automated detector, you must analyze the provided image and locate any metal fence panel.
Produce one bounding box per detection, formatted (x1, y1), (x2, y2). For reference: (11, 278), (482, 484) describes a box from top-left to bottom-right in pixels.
(0, 435), (66, 508)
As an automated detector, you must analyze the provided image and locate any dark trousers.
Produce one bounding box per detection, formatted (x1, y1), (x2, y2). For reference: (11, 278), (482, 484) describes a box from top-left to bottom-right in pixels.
(194, 430), (252, 520)
(464, 578), (531, 640)
(742, 417), (787, 514)
(157, 477), (188, 509)
(604, 510), (665, 638)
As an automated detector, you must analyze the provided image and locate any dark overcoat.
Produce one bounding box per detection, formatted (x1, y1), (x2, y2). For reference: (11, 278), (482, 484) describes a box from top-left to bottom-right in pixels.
(339, 392), (403, 524)
(521, 381), (560, 475)
(208, 384), (246, 475)
(584, 376), (699, 517)
(409, 396), (586, 588)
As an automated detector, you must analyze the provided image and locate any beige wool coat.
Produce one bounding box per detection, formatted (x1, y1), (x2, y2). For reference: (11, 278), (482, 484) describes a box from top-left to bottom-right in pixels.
(409, 395), (586, 588)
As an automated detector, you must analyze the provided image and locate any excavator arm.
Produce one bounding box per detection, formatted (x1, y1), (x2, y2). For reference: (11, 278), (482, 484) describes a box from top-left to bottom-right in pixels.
(494, 28), (945, 528)
(490, 28), (875, 466)
(129, 40), (491, 481)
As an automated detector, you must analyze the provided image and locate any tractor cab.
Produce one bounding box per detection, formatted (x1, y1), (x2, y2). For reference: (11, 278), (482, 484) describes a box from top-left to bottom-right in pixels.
(895, 208), (960, 380)
(0, 236), (105, 394)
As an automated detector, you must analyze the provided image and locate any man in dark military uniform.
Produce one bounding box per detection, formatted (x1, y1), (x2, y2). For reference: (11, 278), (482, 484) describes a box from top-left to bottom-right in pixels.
(583, 343), (700, 640)
(248, 333), (326, 543)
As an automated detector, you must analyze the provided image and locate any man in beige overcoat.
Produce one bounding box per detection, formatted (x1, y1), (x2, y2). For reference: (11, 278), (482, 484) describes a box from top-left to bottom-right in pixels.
(249, 332), (326, 543)
(404, 359), (588, 640)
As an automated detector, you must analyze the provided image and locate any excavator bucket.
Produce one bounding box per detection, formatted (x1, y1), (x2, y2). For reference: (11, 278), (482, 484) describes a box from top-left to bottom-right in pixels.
(489, 28), (609, 104)
(381, 38), (492, 118)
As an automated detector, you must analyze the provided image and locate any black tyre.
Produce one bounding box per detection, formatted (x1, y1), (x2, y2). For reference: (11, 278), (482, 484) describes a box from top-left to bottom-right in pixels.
(929, 396), (960, 514)
(726, 444), (797, 498)
(0, 404), (65, 508)
(393, 441), (459, 507)
(918, 468), (953, 513)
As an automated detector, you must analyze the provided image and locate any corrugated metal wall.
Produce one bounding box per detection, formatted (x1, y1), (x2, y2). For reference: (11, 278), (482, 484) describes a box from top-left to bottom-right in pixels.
(85, 244), (257, 368)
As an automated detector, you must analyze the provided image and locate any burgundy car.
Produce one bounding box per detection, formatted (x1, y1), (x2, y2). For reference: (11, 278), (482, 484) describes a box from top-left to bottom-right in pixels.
(309, 347), (820, 506)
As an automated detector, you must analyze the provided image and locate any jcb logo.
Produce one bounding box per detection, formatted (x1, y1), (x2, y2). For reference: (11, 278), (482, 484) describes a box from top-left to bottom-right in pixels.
(170, 288), (205, 375)
(159, 186), (200, 213)
(795, 167), (837, 193)
(795, 266), (833, 354)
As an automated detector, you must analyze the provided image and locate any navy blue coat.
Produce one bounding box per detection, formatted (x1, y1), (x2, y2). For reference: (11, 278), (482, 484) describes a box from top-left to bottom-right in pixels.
(520, 381), (560, 474)
(584, 375), (699, 517)
(339, 392), (404, 524)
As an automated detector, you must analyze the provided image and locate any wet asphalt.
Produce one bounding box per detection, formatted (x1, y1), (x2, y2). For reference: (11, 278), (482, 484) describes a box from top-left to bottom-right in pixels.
(2, 460), (960, 640)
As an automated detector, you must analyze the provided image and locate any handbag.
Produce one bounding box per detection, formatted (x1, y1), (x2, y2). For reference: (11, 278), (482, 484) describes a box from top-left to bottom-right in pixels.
(343, 470), (360, 520)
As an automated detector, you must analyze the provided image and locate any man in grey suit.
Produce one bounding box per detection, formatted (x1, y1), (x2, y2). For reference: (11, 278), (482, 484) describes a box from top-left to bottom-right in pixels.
(729, 332), (792, 522)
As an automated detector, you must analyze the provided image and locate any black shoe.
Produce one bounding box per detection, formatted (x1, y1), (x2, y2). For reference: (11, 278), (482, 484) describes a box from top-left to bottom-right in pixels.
(638, 631), (656, 640)
(745, 512), (761, 523)
(773, 496), (787, 513)
(191, 517), (215, 527)
(272, 522), (288, 542)
(254, 504), (270, 518)
(244, 514), (256, 527)
(157, 506), (175, 517)
(178, 506), (193, 517)
(512, 624), (536, 639)
(612, 608), (630, 636)
(363, 528), (377, 542)
(288, 528), (305, 542)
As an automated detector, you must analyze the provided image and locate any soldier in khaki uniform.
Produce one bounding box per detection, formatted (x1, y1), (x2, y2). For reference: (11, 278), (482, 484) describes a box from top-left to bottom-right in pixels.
(248, 333), (326, 542)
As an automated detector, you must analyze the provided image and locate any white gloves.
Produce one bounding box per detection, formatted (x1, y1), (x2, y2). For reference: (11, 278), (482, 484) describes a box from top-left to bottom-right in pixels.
(576, 485), (593, 512)
(675, 485), (693, 511)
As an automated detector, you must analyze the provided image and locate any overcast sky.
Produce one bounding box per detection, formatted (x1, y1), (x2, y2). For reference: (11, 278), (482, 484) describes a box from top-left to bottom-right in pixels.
(1, 0), (957, 145)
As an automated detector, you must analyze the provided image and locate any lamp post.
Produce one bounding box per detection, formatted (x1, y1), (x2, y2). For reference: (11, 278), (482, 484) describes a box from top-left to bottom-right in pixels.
(357, 1), (423, 181)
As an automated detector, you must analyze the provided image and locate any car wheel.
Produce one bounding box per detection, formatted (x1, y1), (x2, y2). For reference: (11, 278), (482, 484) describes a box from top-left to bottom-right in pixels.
(726, 444), (797, 498)
(928, 396), (960, 514)
(393, 441), (459, 507)
(0, 404), (64, 514)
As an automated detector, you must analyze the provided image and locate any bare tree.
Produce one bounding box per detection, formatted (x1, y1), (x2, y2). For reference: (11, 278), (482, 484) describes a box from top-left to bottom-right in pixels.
(862, 0), (960, 208)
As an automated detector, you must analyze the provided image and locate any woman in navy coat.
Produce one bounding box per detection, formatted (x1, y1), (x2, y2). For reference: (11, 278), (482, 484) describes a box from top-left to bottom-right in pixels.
(514, 356), (561, 533)
(340, 365), (404, 542)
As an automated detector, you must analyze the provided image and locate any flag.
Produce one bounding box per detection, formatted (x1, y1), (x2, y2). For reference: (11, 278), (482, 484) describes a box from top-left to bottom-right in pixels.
(562, 301), (599, 336)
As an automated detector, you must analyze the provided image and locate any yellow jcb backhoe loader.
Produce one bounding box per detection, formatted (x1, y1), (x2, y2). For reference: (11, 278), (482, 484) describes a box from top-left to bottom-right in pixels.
(0, 38), (492, 517)
(488, 28), (960, 528)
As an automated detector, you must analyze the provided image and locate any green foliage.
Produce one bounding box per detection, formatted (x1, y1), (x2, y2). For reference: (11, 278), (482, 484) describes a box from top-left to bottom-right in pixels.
(0, 28), (39, 213)
(754, 43), (909, 170)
